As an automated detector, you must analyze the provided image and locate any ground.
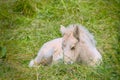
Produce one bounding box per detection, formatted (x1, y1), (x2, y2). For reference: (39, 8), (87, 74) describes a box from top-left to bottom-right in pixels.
(0, 0), (120, 80)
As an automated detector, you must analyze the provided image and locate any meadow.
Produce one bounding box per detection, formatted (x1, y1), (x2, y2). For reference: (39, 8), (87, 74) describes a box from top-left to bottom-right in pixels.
(0, 0), (120, 80)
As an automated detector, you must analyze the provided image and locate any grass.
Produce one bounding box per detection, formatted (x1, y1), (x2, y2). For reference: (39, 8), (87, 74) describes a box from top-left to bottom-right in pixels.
(0, 0), (120, 80)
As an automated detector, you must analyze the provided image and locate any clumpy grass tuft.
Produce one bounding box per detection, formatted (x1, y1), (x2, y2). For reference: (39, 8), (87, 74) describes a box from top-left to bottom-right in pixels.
(13, 0), (38, 17)
(0, 0), (120, 80)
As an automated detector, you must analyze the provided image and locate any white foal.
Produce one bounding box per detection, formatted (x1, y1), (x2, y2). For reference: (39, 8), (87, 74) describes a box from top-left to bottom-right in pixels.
(29, 24), (102, 67)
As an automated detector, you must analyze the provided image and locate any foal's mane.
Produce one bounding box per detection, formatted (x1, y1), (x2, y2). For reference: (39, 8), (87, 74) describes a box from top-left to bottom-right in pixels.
(68, 24), (96, 46)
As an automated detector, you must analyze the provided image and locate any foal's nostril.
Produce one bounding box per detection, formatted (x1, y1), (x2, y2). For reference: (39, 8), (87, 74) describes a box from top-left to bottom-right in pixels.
(67, 61), (73, 64)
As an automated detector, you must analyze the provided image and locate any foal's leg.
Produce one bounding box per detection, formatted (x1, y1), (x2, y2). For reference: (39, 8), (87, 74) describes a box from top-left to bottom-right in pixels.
(29, 48), (54, 67)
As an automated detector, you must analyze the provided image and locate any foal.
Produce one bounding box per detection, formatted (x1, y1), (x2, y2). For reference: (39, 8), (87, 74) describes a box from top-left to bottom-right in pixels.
(29, 24), (102, 67)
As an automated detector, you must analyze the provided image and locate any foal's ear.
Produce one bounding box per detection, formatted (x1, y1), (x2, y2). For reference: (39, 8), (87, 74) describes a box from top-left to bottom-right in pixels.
(73, 25), (80, 41)
(60, 25), (66, 35)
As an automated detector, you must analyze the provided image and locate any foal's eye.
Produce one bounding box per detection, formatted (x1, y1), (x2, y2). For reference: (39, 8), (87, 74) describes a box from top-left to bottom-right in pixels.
(71, 46), (75, 50)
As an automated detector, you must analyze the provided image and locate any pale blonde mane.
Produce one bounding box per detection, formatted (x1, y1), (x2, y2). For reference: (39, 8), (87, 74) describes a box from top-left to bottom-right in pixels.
(68, 24), (96, 46)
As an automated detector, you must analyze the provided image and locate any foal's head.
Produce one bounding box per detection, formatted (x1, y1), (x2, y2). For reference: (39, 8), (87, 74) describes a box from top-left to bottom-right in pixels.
(60, 25), (80, 64)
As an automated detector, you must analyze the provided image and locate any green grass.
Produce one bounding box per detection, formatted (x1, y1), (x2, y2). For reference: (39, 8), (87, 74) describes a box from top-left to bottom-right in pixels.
(0, 0), (120, 80)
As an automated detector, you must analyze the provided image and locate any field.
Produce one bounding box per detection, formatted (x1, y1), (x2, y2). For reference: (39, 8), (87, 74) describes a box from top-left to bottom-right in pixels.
(0, 0), (120, 80)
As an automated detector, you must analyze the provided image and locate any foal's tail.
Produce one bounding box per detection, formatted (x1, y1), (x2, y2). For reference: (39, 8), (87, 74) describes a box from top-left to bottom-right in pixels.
(29, 59), (35, 67)
(29, 49), (43, 67)
(29, 55), (43, 67)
